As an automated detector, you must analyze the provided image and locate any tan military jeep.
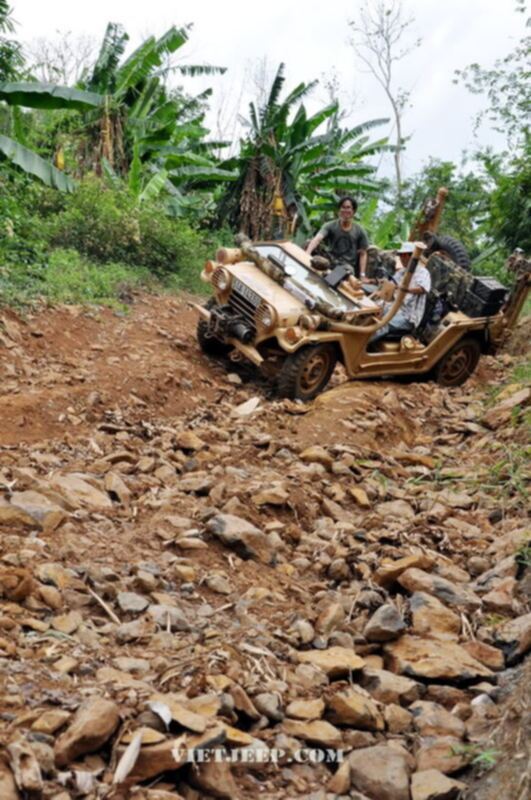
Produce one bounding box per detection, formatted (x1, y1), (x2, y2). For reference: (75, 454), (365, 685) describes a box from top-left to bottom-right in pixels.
(193, 238), (529, 401)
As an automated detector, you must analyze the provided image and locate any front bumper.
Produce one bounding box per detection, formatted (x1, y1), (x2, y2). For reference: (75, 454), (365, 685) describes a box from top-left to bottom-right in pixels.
(192, 303), (264, 365)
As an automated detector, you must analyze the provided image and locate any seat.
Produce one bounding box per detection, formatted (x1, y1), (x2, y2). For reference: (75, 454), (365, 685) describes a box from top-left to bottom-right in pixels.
(380, 327), (414, 342)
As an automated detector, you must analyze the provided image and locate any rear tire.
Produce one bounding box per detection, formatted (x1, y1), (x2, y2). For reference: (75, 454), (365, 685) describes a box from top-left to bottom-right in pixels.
(434, 337), (481, 387)
(425, 234), (471, 271)
(197, 299), (231, 357)
(277, 344), (337, 401)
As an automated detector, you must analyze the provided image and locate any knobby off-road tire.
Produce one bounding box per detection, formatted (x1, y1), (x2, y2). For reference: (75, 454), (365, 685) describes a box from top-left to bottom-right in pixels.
(196, 299), (231, 357)
(434, 336), (481, 387)
(427, 234), (471, 271)
(277, 344), (337, 401)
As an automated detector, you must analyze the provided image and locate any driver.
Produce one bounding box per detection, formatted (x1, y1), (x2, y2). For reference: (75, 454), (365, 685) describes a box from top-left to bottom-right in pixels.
(305, 196), (369, 283)
(370, 242), (431, 344)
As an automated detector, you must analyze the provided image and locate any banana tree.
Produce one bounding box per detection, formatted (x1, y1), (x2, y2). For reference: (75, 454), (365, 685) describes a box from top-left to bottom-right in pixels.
(0, 2), (97, 189)
(216, 63), (391, 239)
(78, 21), (226, 176)
(0, 82), (103, 190)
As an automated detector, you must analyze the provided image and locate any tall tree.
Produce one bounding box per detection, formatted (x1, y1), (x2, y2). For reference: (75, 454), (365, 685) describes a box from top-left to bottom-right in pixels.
(0, 1), (22, 81)
(217, 63), (389, 239)
(401, 159), (490, 258)
(455, 0), (530, 148)
(456, 1), (531, 254)
(0, 3), (100, 190)
(349, 0), (419, 206)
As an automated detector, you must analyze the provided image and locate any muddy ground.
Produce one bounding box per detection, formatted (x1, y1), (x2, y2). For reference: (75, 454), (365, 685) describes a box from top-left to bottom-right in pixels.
(0, 294), (529, 800)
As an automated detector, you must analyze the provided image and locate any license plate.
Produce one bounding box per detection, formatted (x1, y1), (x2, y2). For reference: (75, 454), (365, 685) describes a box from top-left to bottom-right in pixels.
(233, 279), (261, 306)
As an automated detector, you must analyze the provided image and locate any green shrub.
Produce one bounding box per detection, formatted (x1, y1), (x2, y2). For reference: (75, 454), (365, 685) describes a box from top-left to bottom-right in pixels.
(47, 177), (212, 282)
(0, 249), (156, 307)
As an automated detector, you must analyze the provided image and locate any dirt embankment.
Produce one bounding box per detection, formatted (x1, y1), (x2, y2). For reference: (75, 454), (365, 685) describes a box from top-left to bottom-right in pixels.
(0, 295), (529, 800)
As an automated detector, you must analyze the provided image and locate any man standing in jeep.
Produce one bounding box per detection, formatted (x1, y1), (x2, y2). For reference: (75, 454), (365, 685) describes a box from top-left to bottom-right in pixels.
(306, 196), (369, 280)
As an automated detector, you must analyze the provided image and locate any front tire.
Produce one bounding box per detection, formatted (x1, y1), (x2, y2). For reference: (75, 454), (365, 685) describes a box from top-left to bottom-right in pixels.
(434, 337), (481, 387)
(197, 300), (231, 357)
(277, 344), (337, 401)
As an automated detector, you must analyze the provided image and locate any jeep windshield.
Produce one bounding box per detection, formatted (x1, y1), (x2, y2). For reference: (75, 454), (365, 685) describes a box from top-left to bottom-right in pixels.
(254, 243), (357, 312)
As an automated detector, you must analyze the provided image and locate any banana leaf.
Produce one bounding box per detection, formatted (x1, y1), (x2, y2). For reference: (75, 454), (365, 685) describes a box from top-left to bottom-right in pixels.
(88, 22), (129, 92)
(0, 134), (75, 191)
(168, 164), (238, 184)
(139, 169), (168, 203)
(0, 81), (103, 110)
(115, 25), (190, 95)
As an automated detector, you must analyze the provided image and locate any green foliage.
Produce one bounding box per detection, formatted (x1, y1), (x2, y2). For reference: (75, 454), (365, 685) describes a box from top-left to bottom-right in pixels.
(484, 444), (530, 504)
(402, 158), (490, 259)
(358, 196), (406, 249)
(485, 146), (531, 253)
(47, 178), (212, 280)
(509, 359), (531, 384)
(455, 2), (530, 147)
(0, 248), (154, 307)
(452, 743), (501, 773)
(0, 82), (103, 111)
(217, 62), (389, 238)
(75, 20), (228, 193)
(0, 1), (23, 81)
(0, 131), (75, 190)
(0, 169), (217, 304)
(516, 539), (531, 568)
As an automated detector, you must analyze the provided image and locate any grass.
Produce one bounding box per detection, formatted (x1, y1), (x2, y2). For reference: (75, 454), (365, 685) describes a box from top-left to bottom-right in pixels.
(510, 359), (531, 384)
(452, 743), (501, 772)
(0, 247), (209, 309)
(516, 539), (531, 569)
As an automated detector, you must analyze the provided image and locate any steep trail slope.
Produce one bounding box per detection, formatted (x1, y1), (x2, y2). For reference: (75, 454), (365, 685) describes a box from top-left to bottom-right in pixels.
(0, 296), (529, 800)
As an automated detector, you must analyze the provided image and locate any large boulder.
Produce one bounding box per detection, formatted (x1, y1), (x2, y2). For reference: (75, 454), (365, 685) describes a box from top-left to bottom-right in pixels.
(326, 688), (384, 730)
(207, 514), (276, 564)
(411, 769), (466, 800)
(364, 604), (406, 642)
(385, 636), (493, 682)
(348, 744), (412, 800)
(54, 698), (120, 766)
(296, 647), (365, 678)
(0, 491), (66, 531)
(409, 592), (461, 638)
(49, 474), (113, 510)
(398, 569), (481, 613)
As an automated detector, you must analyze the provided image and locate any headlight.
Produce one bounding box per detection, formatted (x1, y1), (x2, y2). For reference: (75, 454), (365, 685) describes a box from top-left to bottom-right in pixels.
(256, 302), (276, 331)
(212, 267), (231, 291)
(299, 313), (321, 330)
(261, 310), (274, 328)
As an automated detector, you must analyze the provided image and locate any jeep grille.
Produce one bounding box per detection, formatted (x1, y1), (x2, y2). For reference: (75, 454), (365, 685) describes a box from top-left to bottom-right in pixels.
(228, 287), (257, 331)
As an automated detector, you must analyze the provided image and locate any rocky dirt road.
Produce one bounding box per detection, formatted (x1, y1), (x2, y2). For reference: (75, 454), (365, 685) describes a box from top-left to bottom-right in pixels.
(0, 295), (529, 800)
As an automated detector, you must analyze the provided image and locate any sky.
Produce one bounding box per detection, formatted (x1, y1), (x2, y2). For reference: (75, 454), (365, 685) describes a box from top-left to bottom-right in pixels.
(12, 0), (525, 180)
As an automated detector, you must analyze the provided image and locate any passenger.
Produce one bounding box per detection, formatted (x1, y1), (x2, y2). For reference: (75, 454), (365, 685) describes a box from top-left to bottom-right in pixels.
(305, 196), (369, 283)
(370, 242), (431, 345)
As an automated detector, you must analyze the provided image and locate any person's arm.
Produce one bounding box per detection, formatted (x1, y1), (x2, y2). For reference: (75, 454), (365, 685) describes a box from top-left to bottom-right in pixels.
(399, 285), (426, 295)
(357, 226), (369, 279)
(306, 232), (325, 255)
(398, 269), (431, 295)
(358, 249), (368, 279)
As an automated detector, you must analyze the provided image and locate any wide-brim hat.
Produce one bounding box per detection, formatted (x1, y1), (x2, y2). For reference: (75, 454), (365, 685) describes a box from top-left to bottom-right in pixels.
(397, 242), (415, 254)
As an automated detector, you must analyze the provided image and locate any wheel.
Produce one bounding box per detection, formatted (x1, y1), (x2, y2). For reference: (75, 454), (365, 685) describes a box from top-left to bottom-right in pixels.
(196, 299), (231, 357)
(425, 234), (471, 270)
(277, 344), (337, 401)
(434, 337), (481, 387)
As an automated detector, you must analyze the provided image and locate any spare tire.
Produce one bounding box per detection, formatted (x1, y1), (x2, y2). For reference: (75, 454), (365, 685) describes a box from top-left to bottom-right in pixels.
(424, 234), (471, 271)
